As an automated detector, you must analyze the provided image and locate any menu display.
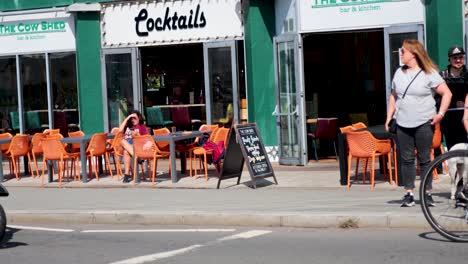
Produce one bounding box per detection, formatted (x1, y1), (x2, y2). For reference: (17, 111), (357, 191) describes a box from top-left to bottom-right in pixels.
(237, 125), (272, 177)
(217, 124), (277, 189)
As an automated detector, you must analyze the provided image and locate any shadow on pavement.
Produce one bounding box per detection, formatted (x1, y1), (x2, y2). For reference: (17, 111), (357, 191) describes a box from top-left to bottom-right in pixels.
(418, 231), (453, 243)
(0, 227), (28, 249)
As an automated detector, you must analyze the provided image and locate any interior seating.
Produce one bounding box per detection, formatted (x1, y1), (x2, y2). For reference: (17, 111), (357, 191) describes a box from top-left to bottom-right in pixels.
(308, 117), (338, 161)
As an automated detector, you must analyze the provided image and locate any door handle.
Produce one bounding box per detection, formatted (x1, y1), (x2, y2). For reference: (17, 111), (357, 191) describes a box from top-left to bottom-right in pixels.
(272, 105), (298, 116)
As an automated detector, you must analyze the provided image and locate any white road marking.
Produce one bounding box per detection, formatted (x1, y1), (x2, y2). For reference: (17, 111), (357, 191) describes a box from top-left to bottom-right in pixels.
(82, 228), (236, 233)
(217, 230), (272, 241)
(7, 225), (74, 232)
(108, 245), (203, 264)
(108, 230), (272, 264)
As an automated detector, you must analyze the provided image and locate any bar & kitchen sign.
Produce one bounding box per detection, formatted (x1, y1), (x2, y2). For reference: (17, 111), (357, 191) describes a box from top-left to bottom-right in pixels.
(0, 11), (75, 55)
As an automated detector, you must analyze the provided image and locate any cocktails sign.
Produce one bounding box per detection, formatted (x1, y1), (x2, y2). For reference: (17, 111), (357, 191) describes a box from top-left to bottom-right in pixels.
(102, 0), (243, 47)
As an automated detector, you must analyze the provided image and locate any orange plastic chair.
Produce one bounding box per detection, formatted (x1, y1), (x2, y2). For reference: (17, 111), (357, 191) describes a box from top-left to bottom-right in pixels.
(105, 132), (124, 179)
(346, 130), (394, 190)
(351, 122), (367, 130)
(341, 125), (369, 182)
(85, 133), (109, 181)
(4, 134), (30, 181)
(107, 127), (120, 146)
(339, 126), (354, 133)
(190, 127), (230, 180)
(41, 137), (79, 186)
(152, 128), (171, 152)
(44, 128), (60, 135)
(28, 132), (46, 178)
(132, 135), (170, 184)
(184, 124), (219, 155)
(0, 133), (13, 157)
(68, 130), (85, 153)
(431, 123), (447, 180)
(110, 127), (120, 135)
(184, 124), (219, 176)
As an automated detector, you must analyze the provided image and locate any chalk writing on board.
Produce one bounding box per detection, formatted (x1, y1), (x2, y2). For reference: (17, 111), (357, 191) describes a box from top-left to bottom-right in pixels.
(238, 127), (269, 175)
(218, 124), (277, 189)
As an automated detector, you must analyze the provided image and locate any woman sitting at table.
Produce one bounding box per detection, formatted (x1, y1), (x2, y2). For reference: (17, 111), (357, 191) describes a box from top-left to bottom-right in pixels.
(119, 110), (149, 183)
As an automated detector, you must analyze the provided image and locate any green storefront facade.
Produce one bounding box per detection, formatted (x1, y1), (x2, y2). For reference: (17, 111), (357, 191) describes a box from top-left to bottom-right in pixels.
(0, 0), (464, 165)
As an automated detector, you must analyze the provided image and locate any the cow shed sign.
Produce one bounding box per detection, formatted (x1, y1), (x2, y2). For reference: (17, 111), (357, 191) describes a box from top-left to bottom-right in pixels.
(101, 0), (243, 47)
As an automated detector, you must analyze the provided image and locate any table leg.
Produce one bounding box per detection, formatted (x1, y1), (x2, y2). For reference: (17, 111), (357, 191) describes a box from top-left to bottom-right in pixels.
(337, 133), (348, 185)
(23, 156), (30, 175)
(133, 145), (139, 183)
(170, 138), (177, 183)
(80, 141), (88, 183)
(48, 161), (53, 183)
(0, 150), (4, 182)
(180, 152), (186, 174)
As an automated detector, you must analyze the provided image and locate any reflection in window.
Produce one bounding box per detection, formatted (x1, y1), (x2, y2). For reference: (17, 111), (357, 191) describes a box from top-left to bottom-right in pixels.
(105, 53), (134, 131)
(0, 56), (17, 133)
(50, 52), (79, 134)
(21, 54), (48, 134)
(208, 47), (234, 125)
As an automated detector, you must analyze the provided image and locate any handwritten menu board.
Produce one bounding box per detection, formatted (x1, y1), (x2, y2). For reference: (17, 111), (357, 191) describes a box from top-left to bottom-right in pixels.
(237, 125), (273, 178)
(217, 124), (277, 189)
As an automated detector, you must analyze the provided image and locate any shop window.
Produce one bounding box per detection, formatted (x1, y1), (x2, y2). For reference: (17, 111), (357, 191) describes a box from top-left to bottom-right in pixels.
(1, 53), (79, 135)
(141, 44), (205, 129)
(208, 46), (234, 125)
(50, 52), (79, 134)
(20, 54), (48, 134)
(0, 56), (17, 133)
(105, 53), (135, 131)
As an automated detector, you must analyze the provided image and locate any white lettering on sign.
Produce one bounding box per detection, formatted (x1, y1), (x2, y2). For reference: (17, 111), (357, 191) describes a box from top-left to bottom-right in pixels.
(241, 135), (260, 145)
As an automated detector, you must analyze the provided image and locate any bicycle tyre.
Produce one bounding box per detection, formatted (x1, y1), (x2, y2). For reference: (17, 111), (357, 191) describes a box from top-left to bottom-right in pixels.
(420, 150), (468, 242)
(0, 204), (6, 244)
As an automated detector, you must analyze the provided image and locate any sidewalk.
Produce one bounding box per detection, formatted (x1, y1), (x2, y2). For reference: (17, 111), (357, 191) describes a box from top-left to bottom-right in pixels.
(0, 159), (430, 229)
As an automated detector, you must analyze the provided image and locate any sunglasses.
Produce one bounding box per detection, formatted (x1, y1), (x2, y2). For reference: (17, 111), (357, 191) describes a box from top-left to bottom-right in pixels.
(450, 55), (465, 61)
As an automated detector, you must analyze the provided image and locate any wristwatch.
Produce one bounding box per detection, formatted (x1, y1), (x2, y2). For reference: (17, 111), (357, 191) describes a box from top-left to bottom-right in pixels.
(437, 111), (445, 118)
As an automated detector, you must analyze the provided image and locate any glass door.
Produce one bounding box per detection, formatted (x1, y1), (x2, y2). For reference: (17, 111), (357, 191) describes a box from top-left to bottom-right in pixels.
(384, 24), (424, 102)
(273, 34), (307, 166)
(102, 48), (141, 131)
(203, 40), (239, 125)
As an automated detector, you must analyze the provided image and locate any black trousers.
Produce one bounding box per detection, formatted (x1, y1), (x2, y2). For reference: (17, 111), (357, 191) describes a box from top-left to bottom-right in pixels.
(441, 111), (468, 151)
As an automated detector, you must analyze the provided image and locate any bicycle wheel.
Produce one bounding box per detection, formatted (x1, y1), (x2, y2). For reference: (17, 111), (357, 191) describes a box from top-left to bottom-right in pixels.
(420, 150), (468, 242)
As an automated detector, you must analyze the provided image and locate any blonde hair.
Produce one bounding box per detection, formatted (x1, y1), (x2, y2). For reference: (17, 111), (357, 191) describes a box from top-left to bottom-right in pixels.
(403, 39), (438, 73)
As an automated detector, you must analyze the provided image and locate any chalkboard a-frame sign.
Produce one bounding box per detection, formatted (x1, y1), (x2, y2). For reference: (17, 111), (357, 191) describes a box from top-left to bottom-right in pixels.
(217, 124), (278, 189)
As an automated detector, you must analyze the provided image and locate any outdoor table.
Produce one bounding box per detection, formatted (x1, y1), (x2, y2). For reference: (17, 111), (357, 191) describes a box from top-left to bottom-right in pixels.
(0, 137), (31, 182)
(337, 125), (402, 186)
(153, 130), (209, 183)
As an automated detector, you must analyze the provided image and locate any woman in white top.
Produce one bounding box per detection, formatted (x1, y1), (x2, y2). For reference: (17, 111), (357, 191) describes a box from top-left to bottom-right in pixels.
(385, 39), (452, 207)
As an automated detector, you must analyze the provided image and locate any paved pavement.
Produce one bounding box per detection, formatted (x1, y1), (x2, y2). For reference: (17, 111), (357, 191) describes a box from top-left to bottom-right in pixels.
(0, 159), (432, 229)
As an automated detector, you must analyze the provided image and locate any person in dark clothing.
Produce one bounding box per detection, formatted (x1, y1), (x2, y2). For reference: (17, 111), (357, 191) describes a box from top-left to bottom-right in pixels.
(440, 45), (468, 150)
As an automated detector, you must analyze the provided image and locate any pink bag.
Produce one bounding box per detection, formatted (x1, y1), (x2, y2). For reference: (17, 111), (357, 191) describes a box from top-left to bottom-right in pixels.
(203, 140), (225, 164)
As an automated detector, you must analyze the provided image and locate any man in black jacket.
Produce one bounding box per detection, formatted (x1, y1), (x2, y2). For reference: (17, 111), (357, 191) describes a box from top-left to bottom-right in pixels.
(440, 45), (468, 150)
